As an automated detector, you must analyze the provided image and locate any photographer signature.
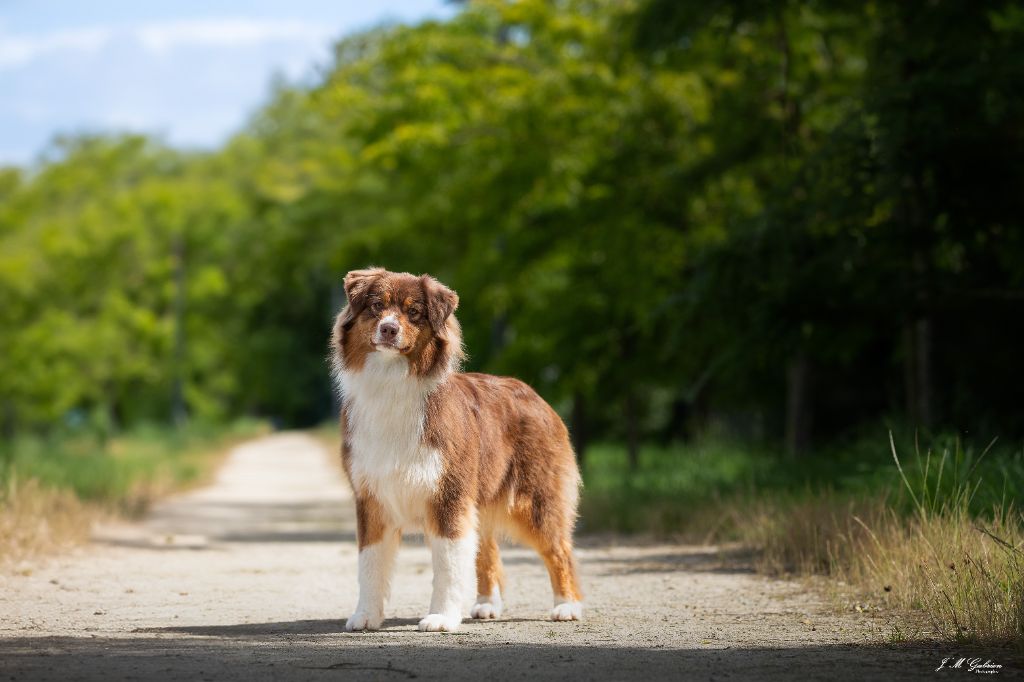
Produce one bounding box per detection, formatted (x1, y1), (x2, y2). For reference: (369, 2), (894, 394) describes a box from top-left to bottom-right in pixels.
(936, 656), (1003, 674)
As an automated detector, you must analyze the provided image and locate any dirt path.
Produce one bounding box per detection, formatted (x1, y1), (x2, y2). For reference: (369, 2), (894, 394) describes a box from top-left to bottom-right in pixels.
(0, 433), (1012, 680)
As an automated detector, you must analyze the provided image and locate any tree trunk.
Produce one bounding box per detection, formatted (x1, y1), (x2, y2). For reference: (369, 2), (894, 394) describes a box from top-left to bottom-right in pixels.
(915, 317), (933, 428)
(894, 8), (935, 432)
(785, 351), (812, 456)
(666, 395), (691, 443)
(625, 393), (639, 471)
(1, 402), (15, 471)
(1, 401), (14, 442)
(903, 320), (916, 421)
(903, 316), (934, 428)
(170, 235), (188, 426)
(570, 391), (588, 469)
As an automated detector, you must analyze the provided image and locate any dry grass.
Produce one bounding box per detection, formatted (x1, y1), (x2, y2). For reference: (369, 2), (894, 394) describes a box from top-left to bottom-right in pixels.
(0, 478), (100, 568)
(744, 496), (1024, 645)
(738, 437), (1024, 647)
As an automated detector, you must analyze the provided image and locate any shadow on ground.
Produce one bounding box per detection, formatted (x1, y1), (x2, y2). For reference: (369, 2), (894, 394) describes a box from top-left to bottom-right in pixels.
(2, 634), (1017, 681)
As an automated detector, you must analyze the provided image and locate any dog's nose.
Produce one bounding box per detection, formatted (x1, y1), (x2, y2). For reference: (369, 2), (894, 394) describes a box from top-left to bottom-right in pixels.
(378, 321), (399, 342)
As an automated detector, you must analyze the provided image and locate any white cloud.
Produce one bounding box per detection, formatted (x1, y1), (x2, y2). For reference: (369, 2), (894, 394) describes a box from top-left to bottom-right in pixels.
(134, 19), (335, 54)
(0, 26), (113, 69)
(0, 19), (335, 70)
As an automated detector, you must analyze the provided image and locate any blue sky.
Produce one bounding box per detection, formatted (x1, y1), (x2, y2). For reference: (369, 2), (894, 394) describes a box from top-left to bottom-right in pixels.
(0, 1), (453, 166)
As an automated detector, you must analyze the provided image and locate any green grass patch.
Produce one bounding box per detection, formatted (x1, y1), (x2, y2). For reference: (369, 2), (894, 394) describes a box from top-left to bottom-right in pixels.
(578, 439), (771, 535)
(579, 430), (1024, 536)
(0, 419), (266, 516)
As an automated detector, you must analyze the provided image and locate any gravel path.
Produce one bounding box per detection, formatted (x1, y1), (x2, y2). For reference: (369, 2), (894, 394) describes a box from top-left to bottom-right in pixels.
(1, 433), (1016, 680)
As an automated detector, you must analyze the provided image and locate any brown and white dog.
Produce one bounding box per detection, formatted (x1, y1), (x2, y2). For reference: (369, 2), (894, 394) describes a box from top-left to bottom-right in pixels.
(330, 267), (583, 632)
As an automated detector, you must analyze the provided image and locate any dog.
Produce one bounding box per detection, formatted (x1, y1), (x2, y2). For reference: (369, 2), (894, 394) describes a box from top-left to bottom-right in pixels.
(330, 267), (583, 632)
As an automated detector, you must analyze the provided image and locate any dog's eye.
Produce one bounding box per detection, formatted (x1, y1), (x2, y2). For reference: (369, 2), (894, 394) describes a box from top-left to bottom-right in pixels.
(370, 301), (384, 315)
(407, 306), (423, 321)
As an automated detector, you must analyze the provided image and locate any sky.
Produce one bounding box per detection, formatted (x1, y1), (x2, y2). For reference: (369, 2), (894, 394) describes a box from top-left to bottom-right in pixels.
(0, 0), (453, 166)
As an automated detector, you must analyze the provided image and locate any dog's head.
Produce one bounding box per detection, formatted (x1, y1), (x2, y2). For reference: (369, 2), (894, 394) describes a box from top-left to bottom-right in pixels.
(331, 267), (463, 376)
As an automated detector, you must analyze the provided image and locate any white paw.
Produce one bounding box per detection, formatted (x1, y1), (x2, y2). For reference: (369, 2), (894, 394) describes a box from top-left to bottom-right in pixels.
(418, 613), (462, 632)
(551, 601), (583, 621)
(471, 590), (503, 619)
(470, 601), (502, 619)
(345, 610), (383, 632)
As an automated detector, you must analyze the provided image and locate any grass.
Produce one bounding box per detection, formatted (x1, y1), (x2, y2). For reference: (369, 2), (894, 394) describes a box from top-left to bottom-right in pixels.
(578, 439), (771, 536)
(0, 419), (266, 564)
(745, 437), (1023, 647)
(579, 430), (1024, 648)
(0, 479), (94, 567)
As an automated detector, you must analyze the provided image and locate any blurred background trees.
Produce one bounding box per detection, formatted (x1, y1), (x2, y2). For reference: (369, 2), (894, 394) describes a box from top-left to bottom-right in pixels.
(2, 0), (1022, 462)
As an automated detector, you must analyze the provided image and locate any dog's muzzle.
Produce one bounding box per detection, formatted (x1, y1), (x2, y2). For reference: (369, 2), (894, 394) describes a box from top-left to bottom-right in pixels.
(373, 315), (403, 349)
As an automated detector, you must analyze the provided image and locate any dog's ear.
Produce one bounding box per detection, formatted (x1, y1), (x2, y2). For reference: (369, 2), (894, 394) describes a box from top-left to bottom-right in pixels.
(338, 267), (384, 330)
(421, 275), (459, 340)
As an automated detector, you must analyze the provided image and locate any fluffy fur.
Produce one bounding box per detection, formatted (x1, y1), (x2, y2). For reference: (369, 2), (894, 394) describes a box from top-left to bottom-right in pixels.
(331, 267), (583, 633)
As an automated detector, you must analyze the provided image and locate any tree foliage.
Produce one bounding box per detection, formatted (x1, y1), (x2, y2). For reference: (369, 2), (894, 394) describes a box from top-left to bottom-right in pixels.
(1, 0), (1021, 456)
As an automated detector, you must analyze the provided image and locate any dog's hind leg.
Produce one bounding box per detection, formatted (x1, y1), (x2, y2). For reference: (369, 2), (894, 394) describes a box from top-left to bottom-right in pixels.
(540, 533), (583, 621)
(471, 531), (505, 619)
(510, 497), (583, 622)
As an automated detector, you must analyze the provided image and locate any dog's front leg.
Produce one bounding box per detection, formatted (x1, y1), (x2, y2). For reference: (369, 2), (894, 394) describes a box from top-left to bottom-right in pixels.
(346, 497), (399, 632)
(419, 528), (478, 632)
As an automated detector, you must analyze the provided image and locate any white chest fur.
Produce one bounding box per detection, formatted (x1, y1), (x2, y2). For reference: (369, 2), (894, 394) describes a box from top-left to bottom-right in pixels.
(339, 352), (443, 529)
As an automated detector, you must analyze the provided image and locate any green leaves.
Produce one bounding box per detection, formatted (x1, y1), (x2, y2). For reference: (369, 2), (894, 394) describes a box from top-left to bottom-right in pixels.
(1, 0), (1021, 446)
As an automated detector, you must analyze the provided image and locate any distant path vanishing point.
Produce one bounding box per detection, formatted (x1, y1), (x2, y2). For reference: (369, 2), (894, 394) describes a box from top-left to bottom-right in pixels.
(0, 433), (999, 680)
